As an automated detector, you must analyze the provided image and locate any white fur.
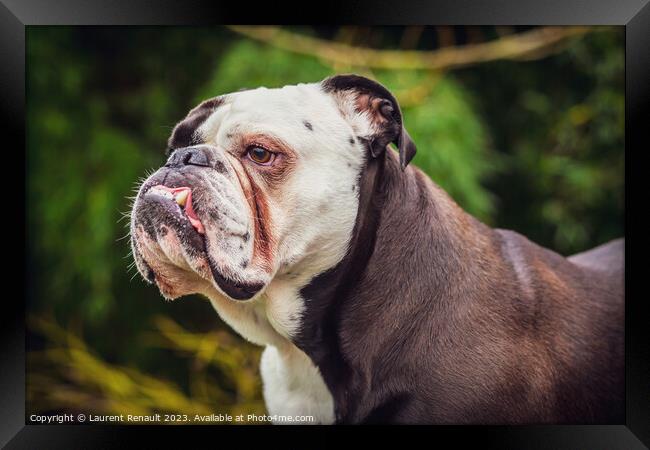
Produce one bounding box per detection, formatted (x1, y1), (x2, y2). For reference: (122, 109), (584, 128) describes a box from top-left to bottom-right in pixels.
(260, 344), (335, 424)
(202, 275), (335, 423)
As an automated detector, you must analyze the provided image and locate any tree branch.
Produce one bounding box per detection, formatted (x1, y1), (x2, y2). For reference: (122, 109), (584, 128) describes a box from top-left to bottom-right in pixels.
(228, 26), (594, 71)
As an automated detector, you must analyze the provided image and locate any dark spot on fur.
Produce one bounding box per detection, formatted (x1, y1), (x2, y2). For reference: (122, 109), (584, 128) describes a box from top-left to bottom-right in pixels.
(167, 97), (224, 152)
(352, 185), (356, 192)
(158, 225), (168, 236)
(349, 136), (355, 144)
(214, 160), (227, 174)
(200, 98), (224, 110)
(240, 259), (248, 268)
(304, 120), (313, 131)
(243, 231), (250, 242)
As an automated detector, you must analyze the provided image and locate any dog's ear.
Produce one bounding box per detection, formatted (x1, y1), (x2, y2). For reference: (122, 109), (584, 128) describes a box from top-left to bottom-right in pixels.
(321, 74), (417, 170)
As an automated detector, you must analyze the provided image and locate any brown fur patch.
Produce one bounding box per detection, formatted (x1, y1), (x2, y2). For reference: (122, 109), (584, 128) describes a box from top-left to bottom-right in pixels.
(296, 149), (624, 424)
(247, 176), (275, 273)
(227, 153), (276, 274)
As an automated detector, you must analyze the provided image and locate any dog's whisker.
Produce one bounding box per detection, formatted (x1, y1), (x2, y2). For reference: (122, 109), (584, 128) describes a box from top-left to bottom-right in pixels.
(116, 232), (131, 242)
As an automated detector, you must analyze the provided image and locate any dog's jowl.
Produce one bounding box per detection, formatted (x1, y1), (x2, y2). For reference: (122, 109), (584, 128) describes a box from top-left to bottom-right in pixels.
(129, 74), (624, 424)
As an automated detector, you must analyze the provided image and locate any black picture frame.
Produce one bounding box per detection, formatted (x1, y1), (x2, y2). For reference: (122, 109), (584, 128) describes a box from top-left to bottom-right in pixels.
(5, 1), (648, 447)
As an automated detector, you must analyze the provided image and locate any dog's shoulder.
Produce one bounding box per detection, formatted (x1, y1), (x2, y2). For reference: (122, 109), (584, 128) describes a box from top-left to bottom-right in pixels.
(568, 238), (624, 275)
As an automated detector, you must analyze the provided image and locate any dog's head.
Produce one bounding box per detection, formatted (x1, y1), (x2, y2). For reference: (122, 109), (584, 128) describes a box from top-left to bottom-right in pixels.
(129, 74), (416, 302)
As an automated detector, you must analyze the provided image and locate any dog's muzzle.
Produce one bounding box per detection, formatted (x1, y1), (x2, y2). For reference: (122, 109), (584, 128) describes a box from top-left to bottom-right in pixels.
(130, 145), (265, 301)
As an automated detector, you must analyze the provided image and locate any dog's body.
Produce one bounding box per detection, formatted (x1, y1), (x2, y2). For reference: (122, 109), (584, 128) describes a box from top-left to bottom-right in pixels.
(130, 75), (624, 424)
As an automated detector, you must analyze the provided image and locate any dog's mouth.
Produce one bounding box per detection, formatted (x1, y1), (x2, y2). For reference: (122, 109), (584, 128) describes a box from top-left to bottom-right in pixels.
(147, 185), (205, 234)
(135, 183), (264, 301)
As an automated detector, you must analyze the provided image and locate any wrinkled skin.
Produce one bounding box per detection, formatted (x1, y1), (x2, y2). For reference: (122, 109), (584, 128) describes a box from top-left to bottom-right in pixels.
(130, 80), (365, 321)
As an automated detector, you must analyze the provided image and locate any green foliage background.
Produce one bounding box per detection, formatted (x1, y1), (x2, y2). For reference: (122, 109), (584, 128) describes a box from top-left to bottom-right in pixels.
(26, 26), (624, 420)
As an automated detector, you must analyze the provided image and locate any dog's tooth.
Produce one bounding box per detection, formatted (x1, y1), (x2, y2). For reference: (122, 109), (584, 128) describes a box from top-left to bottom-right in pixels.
(175, 190), (189, 207)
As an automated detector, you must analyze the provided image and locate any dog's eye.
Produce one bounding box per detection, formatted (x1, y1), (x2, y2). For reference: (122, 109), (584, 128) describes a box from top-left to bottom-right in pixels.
(246, 146), (274, 165)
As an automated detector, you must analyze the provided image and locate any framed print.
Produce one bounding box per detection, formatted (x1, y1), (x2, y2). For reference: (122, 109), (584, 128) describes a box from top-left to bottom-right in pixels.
(4, 0), (648, 447)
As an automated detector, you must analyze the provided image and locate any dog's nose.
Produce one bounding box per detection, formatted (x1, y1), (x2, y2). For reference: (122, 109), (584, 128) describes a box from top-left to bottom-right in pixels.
(165, 146), (211, 168)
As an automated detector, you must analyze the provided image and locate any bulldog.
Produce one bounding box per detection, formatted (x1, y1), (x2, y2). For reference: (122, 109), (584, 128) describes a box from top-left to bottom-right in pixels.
(129, 74), (624, 424)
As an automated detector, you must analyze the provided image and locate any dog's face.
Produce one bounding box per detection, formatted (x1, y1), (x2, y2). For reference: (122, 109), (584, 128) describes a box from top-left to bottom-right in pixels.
(130, 75), (415, 304)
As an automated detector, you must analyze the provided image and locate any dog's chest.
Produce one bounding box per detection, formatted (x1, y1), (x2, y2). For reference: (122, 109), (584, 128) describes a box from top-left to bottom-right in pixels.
(260, 280), (336, 424)
(206, 278), (336, 423)
(260, 344), (335, 424)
